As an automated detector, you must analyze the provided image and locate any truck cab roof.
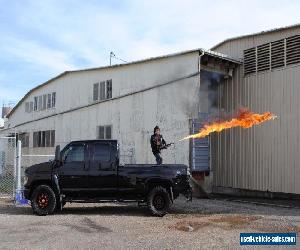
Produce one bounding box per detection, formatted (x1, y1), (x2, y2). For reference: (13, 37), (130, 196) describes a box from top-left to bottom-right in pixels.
(69, 139), (118, 144)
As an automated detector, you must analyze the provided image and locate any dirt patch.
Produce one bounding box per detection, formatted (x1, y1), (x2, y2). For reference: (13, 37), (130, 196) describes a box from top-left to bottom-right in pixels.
(171, 215), (261, 232)
(171, 214), (300, 234)
(172, 221), (210, 232)
(209, 215), (261, 226)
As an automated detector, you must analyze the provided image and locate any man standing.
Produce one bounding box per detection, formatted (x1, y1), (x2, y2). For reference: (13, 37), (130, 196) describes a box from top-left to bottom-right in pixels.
(150, 126), (166, 165)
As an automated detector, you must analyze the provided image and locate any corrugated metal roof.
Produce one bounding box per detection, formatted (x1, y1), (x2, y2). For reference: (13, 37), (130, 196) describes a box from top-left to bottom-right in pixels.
(211, 23), (300, 50)
(7, 48), (241, 118)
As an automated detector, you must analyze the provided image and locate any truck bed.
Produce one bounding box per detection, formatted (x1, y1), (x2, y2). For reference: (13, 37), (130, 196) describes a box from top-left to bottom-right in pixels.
(123, 164), (187, 168)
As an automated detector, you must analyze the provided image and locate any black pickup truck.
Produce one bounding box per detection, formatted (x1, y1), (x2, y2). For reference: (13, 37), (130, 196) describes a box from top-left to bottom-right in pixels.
(24, 140), (192, 216)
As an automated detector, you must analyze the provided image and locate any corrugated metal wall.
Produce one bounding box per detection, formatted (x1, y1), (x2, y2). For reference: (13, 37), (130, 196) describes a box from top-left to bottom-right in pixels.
(212, 26), (300, 59)
(211, 26), (300, 195)
(211, 65), (300, 194)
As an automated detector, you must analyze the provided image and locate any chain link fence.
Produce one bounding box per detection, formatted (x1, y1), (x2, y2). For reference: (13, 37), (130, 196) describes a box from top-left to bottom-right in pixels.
(0, 137), (16, 198)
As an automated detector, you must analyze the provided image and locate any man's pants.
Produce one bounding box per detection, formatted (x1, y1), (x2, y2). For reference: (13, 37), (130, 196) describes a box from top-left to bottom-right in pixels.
(154, 152), (163, 165)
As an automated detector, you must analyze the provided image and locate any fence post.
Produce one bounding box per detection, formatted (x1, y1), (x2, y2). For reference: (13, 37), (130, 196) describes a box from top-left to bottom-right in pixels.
(17, 140), (22, 190)
(15, 140), (27, 205)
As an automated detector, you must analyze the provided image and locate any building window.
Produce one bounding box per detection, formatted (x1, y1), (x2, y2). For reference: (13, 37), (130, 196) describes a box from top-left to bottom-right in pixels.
(25, 101), (34, 113)
(33, 130), (55, 148)
(38, 96), (43, 111)
(93, 80), (112, 102)
(98, 125), (112, 139)
(52, 92), (56, 107)
(30, 101), (33, 112)
(93, 83), (99, 101)
(50, 130), (55, 147)
(41, 131), (46, 147)
(106, 79), (112, 99)
(45, 130), (51, 147)
(100, 81), (106, 100)
(25, 102), (30, 113)
(18, 133), (29, 147)
(34, 97), (38, 111)
(33, 132), (40, 148)
(42, 95), (47, 110)
(32, 92), (55, 112)
(47, 94), (52, 108)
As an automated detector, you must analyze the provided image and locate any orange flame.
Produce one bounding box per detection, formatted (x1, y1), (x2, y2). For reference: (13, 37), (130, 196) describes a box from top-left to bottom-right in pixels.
(180, 108), (277, 141)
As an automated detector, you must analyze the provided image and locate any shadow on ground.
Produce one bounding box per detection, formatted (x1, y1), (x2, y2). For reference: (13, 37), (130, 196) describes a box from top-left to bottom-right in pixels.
(1, 197), (300, 217)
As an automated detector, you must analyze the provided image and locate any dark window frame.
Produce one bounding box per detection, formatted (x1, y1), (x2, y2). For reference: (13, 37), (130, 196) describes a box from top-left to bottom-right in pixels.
(99, 81), (106, 100)
(97, 125), (112, 139)
(42, 94), (47, 110)
(93, 83), (99, 101)
(106, 79), (112, 99)
(19, 133), (30, 147)
(25, 102), (29, 113)
(52, 92), (56, 108)
(29, 101), (33, 112)
(34, 97), (38, 111)
(50, 130), (55, 147)
(47, 94), (52, 109)
(38, 96), (43, 111)
(33, 130), (55, 148)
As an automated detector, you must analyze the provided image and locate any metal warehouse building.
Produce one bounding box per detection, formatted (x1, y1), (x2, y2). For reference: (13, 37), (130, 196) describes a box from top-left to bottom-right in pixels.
(210, 24), (300, 196)
(1, 24), (300, 197)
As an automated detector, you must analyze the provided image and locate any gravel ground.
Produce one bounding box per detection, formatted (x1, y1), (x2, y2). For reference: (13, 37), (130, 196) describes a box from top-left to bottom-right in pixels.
(0, 197), (299, 250)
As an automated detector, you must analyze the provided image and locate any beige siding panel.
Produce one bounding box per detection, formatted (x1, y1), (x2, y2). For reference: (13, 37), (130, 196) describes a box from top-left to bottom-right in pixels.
(212, 65), (300, 194)
(212, 27), (300, 194)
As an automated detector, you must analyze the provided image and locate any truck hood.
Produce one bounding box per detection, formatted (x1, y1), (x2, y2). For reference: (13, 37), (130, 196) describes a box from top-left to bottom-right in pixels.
(25, 161), (53, 175)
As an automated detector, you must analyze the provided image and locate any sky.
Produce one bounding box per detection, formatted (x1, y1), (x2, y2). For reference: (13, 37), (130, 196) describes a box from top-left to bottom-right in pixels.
(0, 0), (300, 108)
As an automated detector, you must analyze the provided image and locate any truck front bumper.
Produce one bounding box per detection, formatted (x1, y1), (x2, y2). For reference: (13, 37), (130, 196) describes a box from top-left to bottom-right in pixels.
(175, 178), (192, 201)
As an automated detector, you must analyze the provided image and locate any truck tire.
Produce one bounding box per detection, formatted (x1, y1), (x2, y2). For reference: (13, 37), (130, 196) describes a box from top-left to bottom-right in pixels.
(147, 186), (171, 217)
(31, 185), (57, 216)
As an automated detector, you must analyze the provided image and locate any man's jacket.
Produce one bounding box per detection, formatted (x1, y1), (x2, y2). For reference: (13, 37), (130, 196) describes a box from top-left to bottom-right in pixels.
(150, 134), (166, 154)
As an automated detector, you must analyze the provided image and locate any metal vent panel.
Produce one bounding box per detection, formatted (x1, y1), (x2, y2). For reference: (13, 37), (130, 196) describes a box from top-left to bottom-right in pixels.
(244, 48), (256, 75)
(271, 39), (284, 69)
(286, 35), (300, 65)
(257, 43), (270, 72)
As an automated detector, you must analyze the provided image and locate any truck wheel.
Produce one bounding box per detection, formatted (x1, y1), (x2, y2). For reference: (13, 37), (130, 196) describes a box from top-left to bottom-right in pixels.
(31, 185), (57, 216)
(147, 186), (171, 217)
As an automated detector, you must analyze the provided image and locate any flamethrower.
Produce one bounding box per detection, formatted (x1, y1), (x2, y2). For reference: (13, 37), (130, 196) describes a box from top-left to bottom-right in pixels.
(160, 143), (174, 150)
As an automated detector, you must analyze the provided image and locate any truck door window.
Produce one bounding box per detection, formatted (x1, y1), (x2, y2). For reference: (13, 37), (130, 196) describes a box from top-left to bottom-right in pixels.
(63, 144), (85, 162)
(94, 143), (111, 162)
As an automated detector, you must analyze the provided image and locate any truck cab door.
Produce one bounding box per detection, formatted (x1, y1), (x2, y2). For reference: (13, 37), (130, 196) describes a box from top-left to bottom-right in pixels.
(88, 142), (118, 199)
(57, 142), (87, 197)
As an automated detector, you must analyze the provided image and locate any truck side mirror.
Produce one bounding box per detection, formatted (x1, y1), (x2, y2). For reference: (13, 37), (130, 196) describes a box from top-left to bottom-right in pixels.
(55, 145), (61, 162)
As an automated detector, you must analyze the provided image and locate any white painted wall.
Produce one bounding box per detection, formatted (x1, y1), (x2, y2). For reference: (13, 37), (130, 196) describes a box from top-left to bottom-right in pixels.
(4, 51), (201, 167)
